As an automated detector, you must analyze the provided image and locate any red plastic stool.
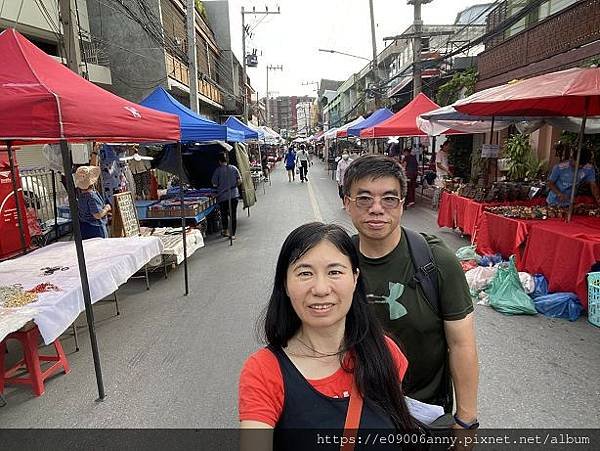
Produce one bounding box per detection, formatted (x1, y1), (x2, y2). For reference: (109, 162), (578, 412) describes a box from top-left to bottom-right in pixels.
(0, 324), (70, 397)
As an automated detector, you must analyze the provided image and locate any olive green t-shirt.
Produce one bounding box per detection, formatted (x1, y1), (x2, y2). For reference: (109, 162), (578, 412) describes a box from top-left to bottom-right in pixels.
(356, 229), (474, 407)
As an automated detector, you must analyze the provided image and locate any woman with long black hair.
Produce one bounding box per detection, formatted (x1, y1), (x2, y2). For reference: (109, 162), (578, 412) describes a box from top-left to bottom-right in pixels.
(239, 223), (417, 450)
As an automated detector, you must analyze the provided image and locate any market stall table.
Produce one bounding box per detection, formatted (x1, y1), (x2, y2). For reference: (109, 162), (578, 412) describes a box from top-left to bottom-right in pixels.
(476, 212), (539, 265)
(521, 218), (600, 310)
(0, 237), (163, 345)
(437, 192), (547, 238)
(139, 204), (217, 227)
(140, 227), (204, 277)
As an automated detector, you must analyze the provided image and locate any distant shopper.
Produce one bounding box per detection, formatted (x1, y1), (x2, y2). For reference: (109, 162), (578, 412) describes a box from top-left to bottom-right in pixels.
(402, 148), (418, 207)
(75, 166), (111, 240)
(212, 153), (242, 240)
(296, 145), (310, 183)
(284, 147), (296, 182)
(335, 152), (352, 207)
(435, 141), (451, 188)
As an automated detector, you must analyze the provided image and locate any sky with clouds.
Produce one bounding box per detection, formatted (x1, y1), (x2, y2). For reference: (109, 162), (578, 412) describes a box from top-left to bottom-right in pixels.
(210, 0), (490, 97)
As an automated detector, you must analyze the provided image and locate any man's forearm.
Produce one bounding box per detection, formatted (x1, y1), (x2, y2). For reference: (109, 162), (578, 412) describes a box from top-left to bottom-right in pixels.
(449, 343), (479, 421)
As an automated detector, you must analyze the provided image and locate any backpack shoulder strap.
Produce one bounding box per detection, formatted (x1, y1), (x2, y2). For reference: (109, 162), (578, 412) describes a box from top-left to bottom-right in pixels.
(403, 227), (441, 318)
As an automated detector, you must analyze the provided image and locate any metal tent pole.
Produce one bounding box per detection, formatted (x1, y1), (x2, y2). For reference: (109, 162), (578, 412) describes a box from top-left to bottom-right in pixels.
(6, 142), (27, 254)
(567, 100), (589, 223)
(51, 169), (59, 242)
(177, 142), (189, 295)
(59, 139), (105, 400)
(225, 149), (233, 246)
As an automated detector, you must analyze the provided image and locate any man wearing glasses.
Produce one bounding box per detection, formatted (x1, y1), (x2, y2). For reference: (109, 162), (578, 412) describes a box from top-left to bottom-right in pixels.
(343, 155), (479, 430)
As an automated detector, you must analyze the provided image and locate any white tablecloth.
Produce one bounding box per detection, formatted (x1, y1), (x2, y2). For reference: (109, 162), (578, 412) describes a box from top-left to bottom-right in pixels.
(0, 237), (163, 344)
(140, 227), (204, 265)
(0, 307), (40, 343)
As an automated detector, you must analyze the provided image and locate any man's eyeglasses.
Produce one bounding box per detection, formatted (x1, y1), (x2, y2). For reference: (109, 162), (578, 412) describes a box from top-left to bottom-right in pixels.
(346, 195), (404, 209)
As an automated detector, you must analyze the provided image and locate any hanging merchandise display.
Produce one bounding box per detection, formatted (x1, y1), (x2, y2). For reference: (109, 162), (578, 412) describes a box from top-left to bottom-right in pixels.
(122, 148), (153, 199)
(99, 144), (136, 204)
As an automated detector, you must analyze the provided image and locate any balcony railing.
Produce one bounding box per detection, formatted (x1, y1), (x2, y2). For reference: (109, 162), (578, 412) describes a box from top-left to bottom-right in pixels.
(166, 53), (224, 106)
(478, 0), (600, 82)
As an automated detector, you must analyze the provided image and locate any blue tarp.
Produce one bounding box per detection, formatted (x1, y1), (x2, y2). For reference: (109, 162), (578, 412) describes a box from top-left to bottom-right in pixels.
(224, 116), (265, 141)
(140, 87), (244, 142)
(347, 108), (394, 137)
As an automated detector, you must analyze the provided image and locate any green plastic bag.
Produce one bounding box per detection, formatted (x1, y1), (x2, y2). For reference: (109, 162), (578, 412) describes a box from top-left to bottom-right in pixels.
(455, 245), (481, 262)
(485, 257), (537, 315)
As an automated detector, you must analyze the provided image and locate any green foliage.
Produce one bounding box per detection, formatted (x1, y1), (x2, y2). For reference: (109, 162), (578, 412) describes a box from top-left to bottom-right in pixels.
(560, 131), (600, 168)
(436, 69), (478, 106)
(504, 133), (546, 181)
(195, 0), (207, 18)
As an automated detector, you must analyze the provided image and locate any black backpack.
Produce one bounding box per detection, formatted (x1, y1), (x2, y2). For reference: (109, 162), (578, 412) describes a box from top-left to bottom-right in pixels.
(403, 227), (440, 317)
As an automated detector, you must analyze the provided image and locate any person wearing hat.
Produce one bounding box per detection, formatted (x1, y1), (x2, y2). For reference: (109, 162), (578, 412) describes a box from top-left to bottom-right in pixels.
(75, 166), (111, 240)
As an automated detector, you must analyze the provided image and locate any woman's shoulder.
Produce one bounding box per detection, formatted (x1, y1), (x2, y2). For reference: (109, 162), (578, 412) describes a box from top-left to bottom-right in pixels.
(239, 347), (284, 427)
(383, 336), (408, 380)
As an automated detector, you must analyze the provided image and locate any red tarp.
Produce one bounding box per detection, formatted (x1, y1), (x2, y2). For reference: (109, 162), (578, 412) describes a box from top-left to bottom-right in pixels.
(453, 67), (600, 117)
(0, 29), (180, 144)
(476, 212), (600, 309)
(360, 93), (440, 138)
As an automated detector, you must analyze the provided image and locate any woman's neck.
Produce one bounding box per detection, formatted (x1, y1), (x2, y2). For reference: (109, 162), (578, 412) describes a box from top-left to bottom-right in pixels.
(294, 322), (345, 356)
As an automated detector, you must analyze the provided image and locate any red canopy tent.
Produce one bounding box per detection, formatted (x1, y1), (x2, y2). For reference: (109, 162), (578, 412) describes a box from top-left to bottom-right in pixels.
(453, 67), (600, 117)
(0, 29), (181, 400)
(360, 93), (442, 138)
(454, 67), (600, 221)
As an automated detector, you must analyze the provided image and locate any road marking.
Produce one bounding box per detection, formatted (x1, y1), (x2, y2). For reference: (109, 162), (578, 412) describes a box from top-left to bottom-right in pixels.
(307, 181), (323, 221)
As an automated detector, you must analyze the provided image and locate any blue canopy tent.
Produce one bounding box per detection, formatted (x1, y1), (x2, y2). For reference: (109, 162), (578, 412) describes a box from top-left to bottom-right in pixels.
(224, 116), (265, 141)
(140, 88), (244, 294)
(141, 87), (244, 142)
(347, 108), (394, 137)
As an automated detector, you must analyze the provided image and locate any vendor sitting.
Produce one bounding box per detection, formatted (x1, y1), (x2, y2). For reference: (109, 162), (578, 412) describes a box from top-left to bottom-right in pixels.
(547, 144), (599, 207)
(75, 166), (111, 240)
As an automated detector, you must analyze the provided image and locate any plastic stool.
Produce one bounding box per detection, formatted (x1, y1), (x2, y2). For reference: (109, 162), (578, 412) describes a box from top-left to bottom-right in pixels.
(0, 325), (70, 397)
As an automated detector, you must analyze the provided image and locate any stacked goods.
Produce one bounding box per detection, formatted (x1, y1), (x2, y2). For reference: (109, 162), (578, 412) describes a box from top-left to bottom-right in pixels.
(486, 203), (600, 220)
(456, 182), (546, 202)
(148, 199), (201, 218)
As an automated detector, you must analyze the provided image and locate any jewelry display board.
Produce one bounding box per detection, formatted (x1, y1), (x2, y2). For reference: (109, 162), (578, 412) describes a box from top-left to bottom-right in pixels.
(112, 192), (140, 237)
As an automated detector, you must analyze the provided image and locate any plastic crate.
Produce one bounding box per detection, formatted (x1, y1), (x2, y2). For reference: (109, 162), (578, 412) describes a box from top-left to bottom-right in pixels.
(588, 272), (600, 327)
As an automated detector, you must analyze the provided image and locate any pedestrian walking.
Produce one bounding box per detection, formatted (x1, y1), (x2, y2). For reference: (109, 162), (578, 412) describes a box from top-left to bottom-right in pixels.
(335, 151), (352, 208)
(296, 145), (310, 183)
(284, 147), (296, 182)
(239, 223), (417, 448)
(342, 155), (479, 429)
(402, 148), (418, 207)
(211, 153), (242, 240)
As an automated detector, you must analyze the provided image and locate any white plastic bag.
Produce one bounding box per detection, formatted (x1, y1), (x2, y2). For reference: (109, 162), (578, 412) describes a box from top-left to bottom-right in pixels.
(518, 272), (535, 294)
(465, 266), (498, 294)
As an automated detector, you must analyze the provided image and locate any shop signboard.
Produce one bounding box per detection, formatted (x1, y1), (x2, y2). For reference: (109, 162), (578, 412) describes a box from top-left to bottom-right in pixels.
(481, 144), (500, 158)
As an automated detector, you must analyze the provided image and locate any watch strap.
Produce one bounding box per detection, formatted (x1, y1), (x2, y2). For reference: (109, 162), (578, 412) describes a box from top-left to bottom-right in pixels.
(454, 414), (479, 429)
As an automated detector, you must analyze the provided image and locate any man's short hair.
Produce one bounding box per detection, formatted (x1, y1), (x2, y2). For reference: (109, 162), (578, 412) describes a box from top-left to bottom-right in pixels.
(217, 153), (227, 164)
(343, 154), (408, 199)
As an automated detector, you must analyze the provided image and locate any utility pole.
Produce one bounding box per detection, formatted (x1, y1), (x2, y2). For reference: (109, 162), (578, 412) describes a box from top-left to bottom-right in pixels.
(241, 6), (281, 123)
(368, 0), (380, 107)
(186, 0), (199, 112)
(58, 0), (82, 74)
(266, 65), (283, 128)
(408, 0), (433, 98)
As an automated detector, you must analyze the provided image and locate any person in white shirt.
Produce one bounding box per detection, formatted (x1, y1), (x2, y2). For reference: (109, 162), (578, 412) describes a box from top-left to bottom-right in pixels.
(435, 141), (451, 188)
(296, 145), (310, 183)
(336, 152), (352, 207)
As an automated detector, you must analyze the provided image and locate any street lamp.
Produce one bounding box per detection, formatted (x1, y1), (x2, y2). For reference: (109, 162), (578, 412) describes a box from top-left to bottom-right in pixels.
(318, 48), (371, 61)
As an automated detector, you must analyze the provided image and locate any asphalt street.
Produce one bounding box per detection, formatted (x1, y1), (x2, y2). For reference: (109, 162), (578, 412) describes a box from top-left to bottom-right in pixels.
(0, 160), (598, 428)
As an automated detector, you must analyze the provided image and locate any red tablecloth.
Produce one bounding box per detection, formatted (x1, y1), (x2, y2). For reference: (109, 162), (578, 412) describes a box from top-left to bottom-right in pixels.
(437, 192), (548, 238)
(521, 218), (600, 310)
(476, 212), (536, 265)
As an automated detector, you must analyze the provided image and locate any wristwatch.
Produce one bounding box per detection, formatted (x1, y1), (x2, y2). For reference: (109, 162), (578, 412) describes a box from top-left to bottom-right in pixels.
(454, 414), (479, 429)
